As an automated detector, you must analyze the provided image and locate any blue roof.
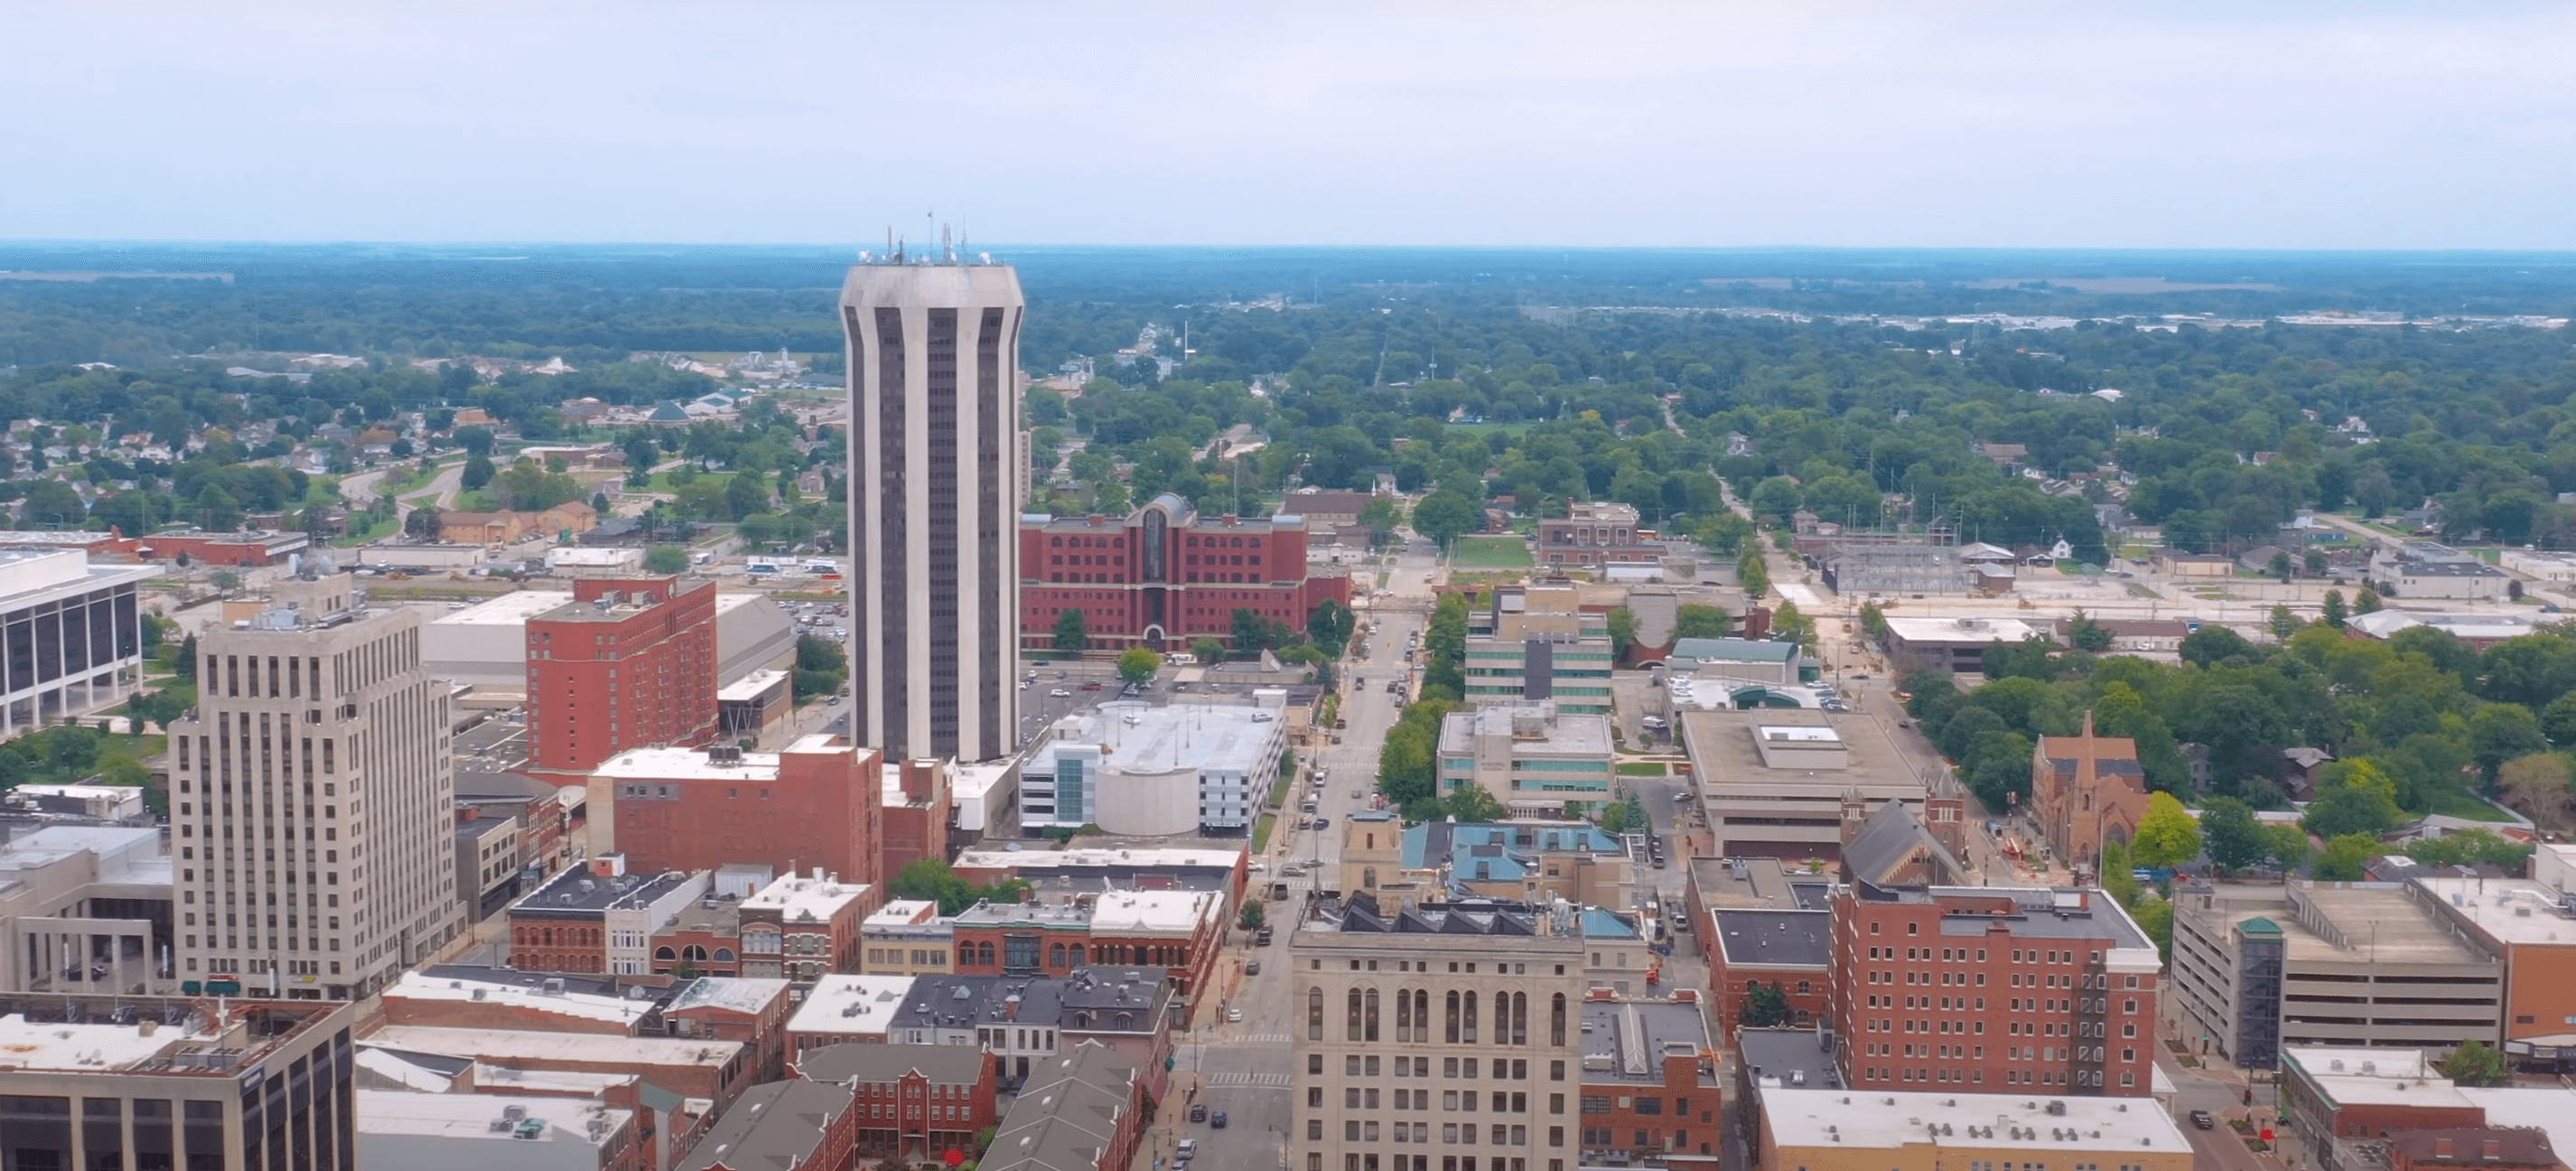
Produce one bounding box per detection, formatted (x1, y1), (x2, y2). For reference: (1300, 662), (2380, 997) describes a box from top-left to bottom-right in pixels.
(1402, 821), (1629, 874)
(1580, 908), (1639, 938)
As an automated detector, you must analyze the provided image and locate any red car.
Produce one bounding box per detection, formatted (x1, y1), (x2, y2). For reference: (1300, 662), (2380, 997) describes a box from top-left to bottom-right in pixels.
(1078, 681), (1103, 691)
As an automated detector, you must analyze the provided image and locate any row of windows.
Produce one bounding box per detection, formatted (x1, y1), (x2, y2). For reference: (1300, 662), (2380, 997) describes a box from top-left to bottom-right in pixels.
(1312, 988), (1565, 1045)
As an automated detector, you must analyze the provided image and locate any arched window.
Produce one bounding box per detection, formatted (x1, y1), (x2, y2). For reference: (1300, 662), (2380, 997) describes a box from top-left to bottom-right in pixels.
(1363, 867), (1379, 889)
(1395, 987), (1414, 1041)
(1070, 945), (1087, 966)
(1446, 990), (1461, 1044)
(715, 949), (734, 962)
(1364, 988), (1380, 1042)
(1308, 988), (1325, 1041)
(654, 947), (677, 960)
(1348, 988), (1365, 1042)
(1507, 992), (1527, 1045)
(1051, 537), (1062, 546)
(684, 945), (708, 962)
(1551, 993), (1568, 1046)
(1050, 943), (1067, 968)
(1117, 1013), (1134, 1030)
(1413, 990), (1429, 1043)
(1462, 991), (1479, 1044)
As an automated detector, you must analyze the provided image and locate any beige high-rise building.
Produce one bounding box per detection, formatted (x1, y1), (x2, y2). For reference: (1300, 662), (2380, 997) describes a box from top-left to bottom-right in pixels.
(167, 576), (462, 1000)
(1293, 899), (1590, 1171)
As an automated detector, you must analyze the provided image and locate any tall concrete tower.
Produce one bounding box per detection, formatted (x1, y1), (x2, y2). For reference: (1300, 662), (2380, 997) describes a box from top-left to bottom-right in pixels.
(168, 576), (462, 1000)
(841, 252), (1023, 763)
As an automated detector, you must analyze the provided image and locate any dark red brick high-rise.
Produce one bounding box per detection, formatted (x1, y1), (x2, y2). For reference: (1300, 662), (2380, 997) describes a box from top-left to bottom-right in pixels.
(524, 576), (720, 782)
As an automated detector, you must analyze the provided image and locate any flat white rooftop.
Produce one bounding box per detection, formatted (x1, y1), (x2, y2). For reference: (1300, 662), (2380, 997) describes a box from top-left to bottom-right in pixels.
(362, 1026), (742, 1068)
(0, 1012), (191, 1071)
(1088, 889), (1223, 933)
(431, 589), (576, 627)
(354, 1090), (628, 1148)
(742, 873), (869, 922)
(593, 745), (781, 782)
(788, 974), (916, 1037)
(717, 668), (789, 702)
(2413, 876), (2576, 946)
(952, 847), (1244, 871)
(865, 899), (941, 926)
(384, 970), (656, 1026)
(1761, 1087), (2188, 1153)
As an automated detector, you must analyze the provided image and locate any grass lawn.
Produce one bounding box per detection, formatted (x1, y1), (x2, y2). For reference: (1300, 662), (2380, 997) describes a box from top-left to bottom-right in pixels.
(1252, 813), (1279, 853)
(1451, 536), (1535, 570)
(640, 470), (738, 493)
(331, 512), (398, 547)
(2422, 782), (2518, 822)
(1615, 762), (1668, 777)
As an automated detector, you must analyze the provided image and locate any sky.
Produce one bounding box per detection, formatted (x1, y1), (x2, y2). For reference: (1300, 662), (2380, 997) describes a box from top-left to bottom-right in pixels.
(5, 2), (2572, 249)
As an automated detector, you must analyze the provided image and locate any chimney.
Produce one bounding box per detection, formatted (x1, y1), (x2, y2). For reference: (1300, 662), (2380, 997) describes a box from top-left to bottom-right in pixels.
(903, 759), (935, 801)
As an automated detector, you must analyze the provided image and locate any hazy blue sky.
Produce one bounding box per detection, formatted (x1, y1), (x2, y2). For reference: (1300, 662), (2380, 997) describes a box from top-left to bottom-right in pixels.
(6, 2), (2571, 248)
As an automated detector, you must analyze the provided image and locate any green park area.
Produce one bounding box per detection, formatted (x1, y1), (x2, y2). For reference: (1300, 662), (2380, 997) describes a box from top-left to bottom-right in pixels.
(1451, 535), (1534, 569)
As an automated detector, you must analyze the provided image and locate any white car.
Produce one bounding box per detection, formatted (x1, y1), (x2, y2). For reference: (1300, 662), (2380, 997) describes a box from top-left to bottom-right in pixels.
(1227, 1007), (1244, 1023)
(1049, 688), (1071, 698)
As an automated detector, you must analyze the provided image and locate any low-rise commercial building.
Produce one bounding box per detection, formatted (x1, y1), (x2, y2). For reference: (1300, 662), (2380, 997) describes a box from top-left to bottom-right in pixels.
(736, 869), (873, 985)
(355, 1091), (643, 1171)
(795, 1043), (998, 1166)
(1666, 637), (1803, 683)
(508, 859), (710, 976)
(2409, 876), (2576, 1068)
(859, 898), (956, 977)
(585, 736), (886, 900)
(950, 889), (1223, 1007)
(1707, 909), (1833, 1028)
(0, 547), (158, 738)
(1538, 501), (1661, 569)
(2382, 560), (2513, 600)
(1755, 1087), (2193, 1171)
(2171, 882), (2503, 1069)
(1676, 708), (1938, 864)
(378, 966), (666, 1035)
(1019, 699), (1287, 836)
(1437, 701), (1616, 812)
(0, 824), (173, 995)
(1881, 614), (2056, 675)
(948, 846), (1246, 909)
(2348, 610), (2559, 651)
(1576, 993), (1726, 1167)
(664, 976), (795, 1086)
(882, 970), (1176, 1089)
(360, 1025), (751, 1110)
(784, 973), (918, 1054)
(1339, 818), (1634, 913)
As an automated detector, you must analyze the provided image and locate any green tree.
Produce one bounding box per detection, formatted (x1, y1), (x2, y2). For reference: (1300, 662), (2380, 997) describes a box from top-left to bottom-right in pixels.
(643, 545), (689, 574)
(1672, 604), (1731, 642)
(1053, 609), (1089, 654)
(17, 479), (87, 529)
(2269, 551), (2293, 581)
(1358, 496), (1404, 548)
(1771, 602), (1816, 651)
(2441, 1040), (2509, 1087)
(1116, 647), (1162, 687)
(2356, 586), (2383, 614)
(1601, 801), (1631, 835)
(2264, 823), (2313, 872)
(2497, 753), (2574, 829)
(724, 471), (770, 520)
(2179, 624), (2254, 668)
(2130, 792), (2204, 868)
(1605, 607), (1638, 660)
(1308, 600), (1355, 658)
(2321, 589), (2348, 631)
(456, 426), (495, 456)
(403, 504), (443, 540)
(2067, 609), (2113, 653)
(2304, 760), (2406, 838)
(2469, 703), (2549, 786)
(1190, 635), (1226, 664)
(462, 454), (495, 491)
(2130, 895), (2174, 962)
(1442, 784), (1509, 823)
(1420, 593), (1470, 700)
(1378, 718), (1438, 810)
(2312, 832), (2381, 882)
(2198, 797), (2268, 872)
(1231, 607), (1270, 654)
(1859, 601), (1889, 642)
(1735, 539), (1770, 597)
(1412, 490), (1481, 548)
(2268, 604), (2299, 642)
(194, 484), (243, 531)
(1239, 902), (1265, 931)
(1739, 981), (1789, 1027)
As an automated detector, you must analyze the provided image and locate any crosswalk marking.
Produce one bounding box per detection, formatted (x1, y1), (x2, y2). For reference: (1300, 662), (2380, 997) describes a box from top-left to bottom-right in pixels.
(1205, 1072), (1294, 1088)
(1225, 1033), (1293, 1045)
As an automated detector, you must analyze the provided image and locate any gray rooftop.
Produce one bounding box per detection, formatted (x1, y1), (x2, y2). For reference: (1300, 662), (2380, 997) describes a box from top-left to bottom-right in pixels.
(1736, 1026), (1843, 1093)
(895, 974), (1069, 1032)
(983, 1042), (1143, 1171)
(675, 1079), (853, 1171)
(1712, 910), (1833, 968)
(1577, 999), (1717, 1087)
(797, 1042), (991, 1087)
(1840, 801), (1966, 887)
(510, 867), (695, 918)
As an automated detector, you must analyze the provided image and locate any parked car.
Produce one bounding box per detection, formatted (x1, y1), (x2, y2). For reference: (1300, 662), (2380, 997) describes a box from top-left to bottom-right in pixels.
(1048, 689), (1071, 698)
(1190, 1104), (1209, 1123)
(2189, 1110), (2216, 1130)
(1246, 960), (1261, 975)
(1210, 1111), (1228, 1129)
(1078, 681), (1103, 691)
(1227, 1007), (1244, 1023)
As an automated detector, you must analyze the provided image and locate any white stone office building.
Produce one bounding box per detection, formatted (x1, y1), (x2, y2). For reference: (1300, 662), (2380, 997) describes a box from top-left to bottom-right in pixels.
(0, 547), (159, 735)
(166, 576), (462, 999)
(1293, 898), (1591, 1171)
(1020, 698), (1287, 836)
(841, 253), (1024, 763)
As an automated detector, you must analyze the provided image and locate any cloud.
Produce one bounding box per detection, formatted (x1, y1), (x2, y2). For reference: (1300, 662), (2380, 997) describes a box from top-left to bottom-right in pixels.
(3, 1), (2570, 247)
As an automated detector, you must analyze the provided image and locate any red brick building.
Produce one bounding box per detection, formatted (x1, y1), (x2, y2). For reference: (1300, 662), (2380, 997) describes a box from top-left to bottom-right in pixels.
(666, 976), (796, 1086)
(507, 857), (708, 975)
(675, 1078), (855, 1171)
(1831, 882), (2163, 1097)
(738, 870), (874, 986)
(525, 576), (719, 782)
(882, 757), (953, 878)
(797, 1044), (999, 1166)
(1705, 909), (1832, 1029)
(1020, 496), (1351, 653)
(1576, 991), (1726, 1167)
(107, 528), (311, 566)
(949, 890), (1225, 1007)
(588, 736), (886, 898)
